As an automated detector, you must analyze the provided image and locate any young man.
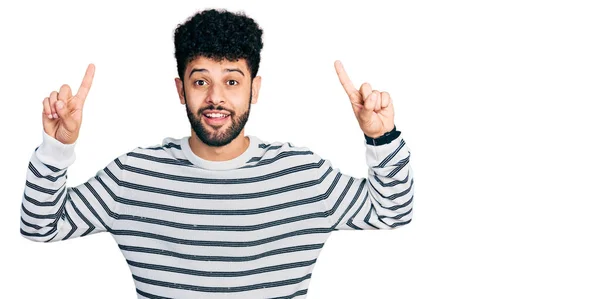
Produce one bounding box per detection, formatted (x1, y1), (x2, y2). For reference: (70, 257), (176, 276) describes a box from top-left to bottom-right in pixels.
(21, 8), (414, 299)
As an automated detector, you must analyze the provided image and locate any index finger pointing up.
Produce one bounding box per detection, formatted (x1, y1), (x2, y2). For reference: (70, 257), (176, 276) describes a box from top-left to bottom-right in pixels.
(76, 63), (95, 101)
(334, 60), (358, 98)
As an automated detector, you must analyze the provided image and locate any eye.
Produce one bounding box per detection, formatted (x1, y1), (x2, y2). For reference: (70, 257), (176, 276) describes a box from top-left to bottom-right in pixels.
(227, 80), (238, 86)
(194, 80), (207, 86)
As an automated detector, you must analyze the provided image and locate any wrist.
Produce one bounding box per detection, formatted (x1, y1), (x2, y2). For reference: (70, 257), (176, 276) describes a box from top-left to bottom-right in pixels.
(364, 125), (400, 146)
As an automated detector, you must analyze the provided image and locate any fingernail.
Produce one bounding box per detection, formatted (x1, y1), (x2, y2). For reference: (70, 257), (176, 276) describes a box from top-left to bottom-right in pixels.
(53, 113), (58, 119)
(48, 114), (53, 119)
(56, 101), (64, 109)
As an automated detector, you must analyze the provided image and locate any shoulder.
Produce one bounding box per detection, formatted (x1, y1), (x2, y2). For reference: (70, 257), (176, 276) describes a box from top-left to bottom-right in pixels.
(132, 136), (186, 153)
(256, 136), (317, 158)
(247, 136), (326, 169)
(120, 136), (191, 167)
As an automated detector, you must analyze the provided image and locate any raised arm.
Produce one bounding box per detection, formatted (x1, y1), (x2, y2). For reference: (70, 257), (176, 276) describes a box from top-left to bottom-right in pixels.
(20, 64), (127, 242)
(318, 61), (414, 230)
(317, 126), (413, 230)
(21, 132), (128, 242)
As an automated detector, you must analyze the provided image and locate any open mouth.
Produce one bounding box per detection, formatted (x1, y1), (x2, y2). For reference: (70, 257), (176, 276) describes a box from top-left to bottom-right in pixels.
(202, 112), (231, 125)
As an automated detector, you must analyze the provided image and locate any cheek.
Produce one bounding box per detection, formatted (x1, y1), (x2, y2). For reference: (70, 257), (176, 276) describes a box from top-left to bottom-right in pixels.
(184, 91), (204, 108)
(227, 88), (250, 104)
(184, 99), (202, 114)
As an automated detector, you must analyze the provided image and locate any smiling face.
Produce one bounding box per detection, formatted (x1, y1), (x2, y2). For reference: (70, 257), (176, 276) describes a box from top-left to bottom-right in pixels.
(176, 56), (261, 147)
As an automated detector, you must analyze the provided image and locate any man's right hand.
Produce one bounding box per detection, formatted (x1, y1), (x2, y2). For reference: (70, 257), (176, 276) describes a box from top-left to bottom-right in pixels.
(42, 64), (95, 145)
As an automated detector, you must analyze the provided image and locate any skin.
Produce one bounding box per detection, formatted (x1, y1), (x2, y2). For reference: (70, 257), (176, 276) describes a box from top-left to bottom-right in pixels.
(333, 60), (396, 139)
(174, 56), (261, 162)
(41, 60), (395, 157)
(42, 64), (95, 145)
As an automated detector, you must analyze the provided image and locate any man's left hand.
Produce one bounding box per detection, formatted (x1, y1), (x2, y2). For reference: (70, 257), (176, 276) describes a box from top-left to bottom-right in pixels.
(334, 60), (395, 138)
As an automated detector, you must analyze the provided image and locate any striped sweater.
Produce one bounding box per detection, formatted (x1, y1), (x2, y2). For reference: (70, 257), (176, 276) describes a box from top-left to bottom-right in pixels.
(21, 129), (414, 298)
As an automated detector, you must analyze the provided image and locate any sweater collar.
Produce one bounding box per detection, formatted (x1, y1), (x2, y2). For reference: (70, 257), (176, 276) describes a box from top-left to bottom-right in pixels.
(180, 135), (261, 170)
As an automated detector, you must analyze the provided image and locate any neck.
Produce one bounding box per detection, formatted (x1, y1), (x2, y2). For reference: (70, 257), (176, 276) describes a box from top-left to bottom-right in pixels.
(188, 130), (250, 162)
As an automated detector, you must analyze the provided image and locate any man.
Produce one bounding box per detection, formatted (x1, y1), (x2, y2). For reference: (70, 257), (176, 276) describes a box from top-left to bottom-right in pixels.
(21, 8), (414, 299)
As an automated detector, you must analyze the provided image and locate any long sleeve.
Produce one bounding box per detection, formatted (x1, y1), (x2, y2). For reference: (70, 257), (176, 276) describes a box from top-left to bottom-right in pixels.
(317, 131), (414, 230)
(20, 131), (128, 242)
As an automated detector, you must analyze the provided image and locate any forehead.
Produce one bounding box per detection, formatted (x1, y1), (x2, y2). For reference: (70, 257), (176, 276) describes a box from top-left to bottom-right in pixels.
(186, 56), (249, 75)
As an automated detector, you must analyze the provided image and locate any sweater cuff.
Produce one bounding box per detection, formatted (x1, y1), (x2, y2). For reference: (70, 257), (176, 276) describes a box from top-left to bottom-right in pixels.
(364, 125), (401, 146)
(35, 131), (77, 170)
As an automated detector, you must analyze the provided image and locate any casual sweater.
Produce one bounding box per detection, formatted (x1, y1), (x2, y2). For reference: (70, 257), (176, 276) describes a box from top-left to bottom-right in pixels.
(21, 128), (414, 299)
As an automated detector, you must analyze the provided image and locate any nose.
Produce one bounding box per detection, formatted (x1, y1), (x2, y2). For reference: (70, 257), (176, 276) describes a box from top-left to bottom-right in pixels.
(206, 84), (225, 106)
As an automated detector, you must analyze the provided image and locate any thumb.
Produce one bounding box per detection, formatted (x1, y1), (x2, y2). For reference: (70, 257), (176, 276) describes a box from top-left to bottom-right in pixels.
(54, 100), (79, 132)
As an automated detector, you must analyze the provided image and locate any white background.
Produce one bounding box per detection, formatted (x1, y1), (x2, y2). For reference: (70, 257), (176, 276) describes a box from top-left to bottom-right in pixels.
(1, 0), (599, 298)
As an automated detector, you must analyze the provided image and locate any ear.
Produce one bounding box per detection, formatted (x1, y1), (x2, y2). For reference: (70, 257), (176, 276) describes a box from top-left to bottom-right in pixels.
(251, 75), (261, 104)
(175, 77), (185, 105)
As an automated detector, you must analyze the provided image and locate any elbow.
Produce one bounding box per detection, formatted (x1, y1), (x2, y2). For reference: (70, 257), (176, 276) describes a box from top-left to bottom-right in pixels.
(386, 190), (414, 229)
(392, 186), (414, 228)
(20, 228), (58, 243)
(389, 207), (413, 229)
(20, 198), (61, 243)
(20, 230), (44, 242)
(20, 218), (59, 243)
(20, 228), (47, 242)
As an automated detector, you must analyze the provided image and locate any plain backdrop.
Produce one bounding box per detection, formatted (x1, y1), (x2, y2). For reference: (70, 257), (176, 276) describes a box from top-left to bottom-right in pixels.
(1, 0), (599, 298)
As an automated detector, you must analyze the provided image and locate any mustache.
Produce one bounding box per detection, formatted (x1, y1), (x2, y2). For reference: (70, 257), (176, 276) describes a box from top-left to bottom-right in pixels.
(199, 106), (233, 114)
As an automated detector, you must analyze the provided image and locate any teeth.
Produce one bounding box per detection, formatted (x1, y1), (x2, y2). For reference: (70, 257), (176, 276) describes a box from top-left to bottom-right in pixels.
(205, 113), (228, 118)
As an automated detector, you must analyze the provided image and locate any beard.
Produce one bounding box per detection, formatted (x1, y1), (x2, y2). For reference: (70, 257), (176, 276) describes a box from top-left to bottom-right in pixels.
(184, 90), (252, 147)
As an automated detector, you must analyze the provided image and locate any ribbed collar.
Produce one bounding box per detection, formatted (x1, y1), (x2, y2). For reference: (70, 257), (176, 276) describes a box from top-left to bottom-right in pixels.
(180, 135), (261, 170)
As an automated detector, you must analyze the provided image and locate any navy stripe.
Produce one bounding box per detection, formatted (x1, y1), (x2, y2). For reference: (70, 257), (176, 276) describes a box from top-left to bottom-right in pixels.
(117, 209), (329, 232)
(62, 210), (77, 240)
(112, 227), (332, 247)
(127, 148), (314, 170)
(87, 170), (349, 232)
(365, 207), (383, 228)
(23, 187), (64, 207)
(370, 194), (413, 212)
(67, 192), (96, 236)
(241, 150), (314, 169)
(20, 218), (44, 230)
(362, 205), (379, 229)
(116, 158), (324, 184)
(246, 144), (286, 162)
(127, 152), (195, 167)
(269, 289), (309, 299)
(119, 243), (323, 262)
(104, 165), (331, 200)
(135, 289), (171, 299)
(145, 142), (182, 150)
(76, 178), (121, 229)
(384, 208), (412, 220)
(376, 138), (405, 168)
(20, 225), (56, 237)
(366, 205), (412, 228)
(368, 177), (414, 202)
(387, 154), (410, 178)
(391, 218), (412, 227)
(25, 180), (61, 195)
(127, 259), (316, 277)
(28, 162), (67, 182)
(374, 169), (409, 186)
(345, 192), (370, 230)
(328, 176), (366, 229)
(21, 192), (67, 219)
(131, 273), (312, 293)
(98, 167), (335, 216)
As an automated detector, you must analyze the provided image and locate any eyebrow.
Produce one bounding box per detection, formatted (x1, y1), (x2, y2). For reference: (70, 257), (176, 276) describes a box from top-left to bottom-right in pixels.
(189, 68), (245, 78)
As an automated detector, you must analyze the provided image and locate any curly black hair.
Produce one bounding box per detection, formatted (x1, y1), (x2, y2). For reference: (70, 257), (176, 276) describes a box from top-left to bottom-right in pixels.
(174, 9), (264, 81)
